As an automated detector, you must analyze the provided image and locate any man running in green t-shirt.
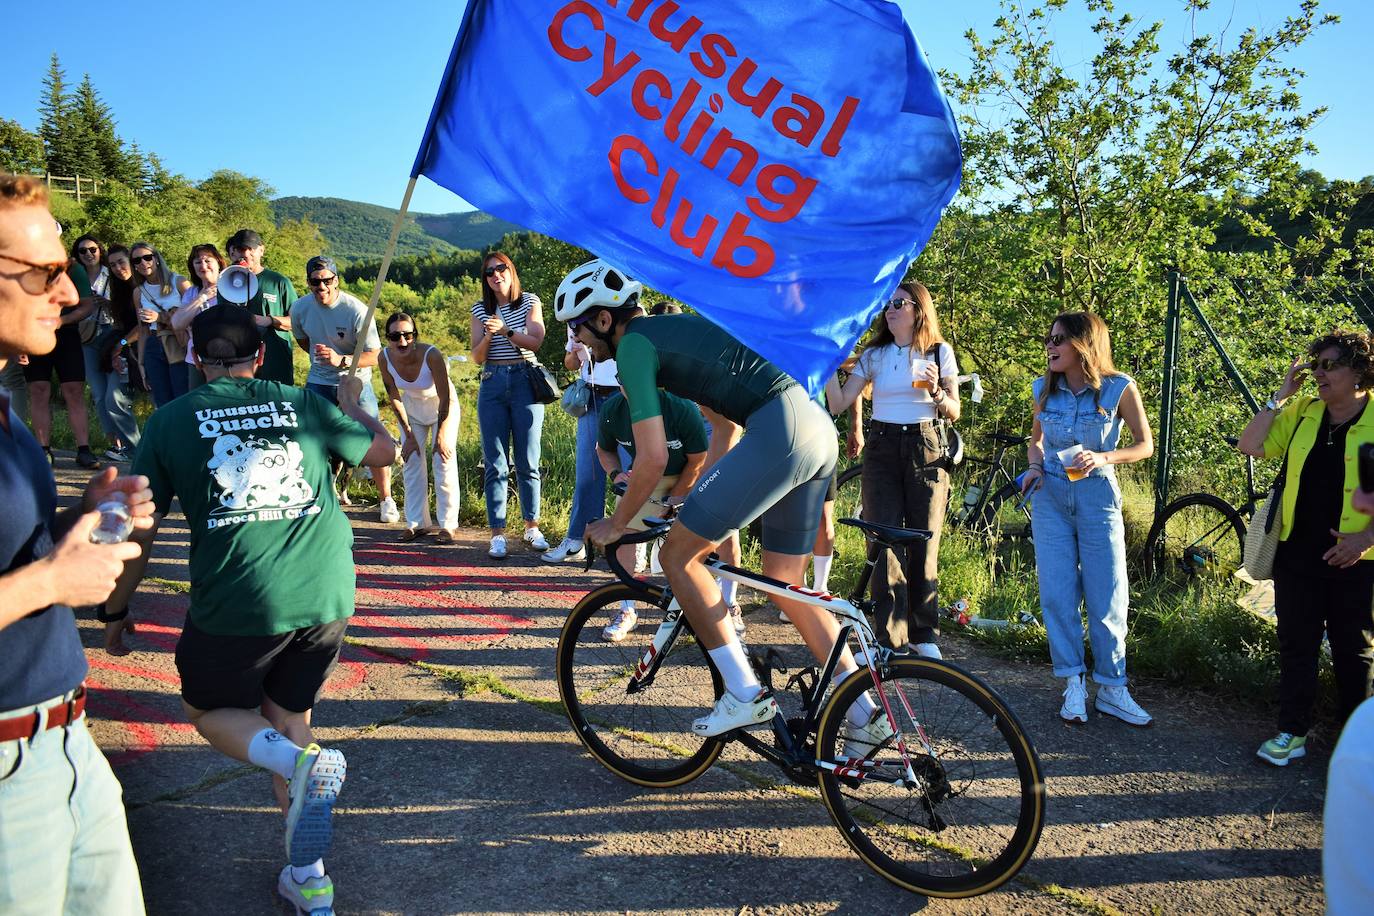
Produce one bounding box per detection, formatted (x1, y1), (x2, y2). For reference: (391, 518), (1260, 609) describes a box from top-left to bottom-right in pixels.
(562, 259), (878, 743)
(107, 305), (395, 913)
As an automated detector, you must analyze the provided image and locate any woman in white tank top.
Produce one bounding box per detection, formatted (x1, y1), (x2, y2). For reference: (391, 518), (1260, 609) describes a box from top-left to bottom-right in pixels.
(377, 312), (460, 541)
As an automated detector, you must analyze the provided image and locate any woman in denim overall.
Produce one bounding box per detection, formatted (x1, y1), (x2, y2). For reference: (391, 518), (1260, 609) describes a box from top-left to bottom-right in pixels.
(1021, 312), (1155, 726)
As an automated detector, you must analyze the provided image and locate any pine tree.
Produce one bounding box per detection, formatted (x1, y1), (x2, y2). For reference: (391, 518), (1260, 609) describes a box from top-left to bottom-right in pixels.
(37, 53), (76, 176)
(72, 74), (121, 180)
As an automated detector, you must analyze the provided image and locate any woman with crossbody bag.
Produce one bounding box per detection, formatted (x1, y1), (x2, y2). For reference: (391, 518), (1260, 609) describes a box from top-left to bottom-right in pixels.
(129, 242), (190, 407)
(1237, 332), (1374, 767)
(824, 281), (961, 658)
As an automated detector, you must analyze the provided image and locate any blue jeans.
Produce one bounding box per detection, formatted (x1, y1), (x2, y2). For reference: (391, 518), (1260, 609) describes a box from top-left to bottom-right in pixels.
(142, 335), (187, 408)
(103, 371), (140, 450)
(1030, 472), (1129, 685)
(305, 380), (380, 417)
(477, 363), (544, 530)
(82, 344), (117, 443)
(0, 701), (144, 915)
(565, 392), (611, 540)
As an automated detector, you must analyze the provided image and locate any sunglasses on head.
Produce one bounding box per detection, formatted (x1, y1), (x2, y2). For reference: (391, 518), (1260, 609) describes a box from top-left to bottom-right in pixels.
(884, 298), (911, 311)
(132, 253), (157, 265)
(307, 275), (337, 288)
(0, 253), (69, 294)
(483, 263), (509, 278)
(1310, 357), (1349, 371)
(387, 330), (416, 342)
(1044, 333), (1068, 347)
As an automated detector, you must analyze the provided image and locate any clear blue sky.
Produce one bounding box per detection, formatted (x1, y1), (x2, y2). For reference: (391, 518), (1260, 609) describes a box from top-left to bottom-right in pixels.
(1, 0), (1366, 215)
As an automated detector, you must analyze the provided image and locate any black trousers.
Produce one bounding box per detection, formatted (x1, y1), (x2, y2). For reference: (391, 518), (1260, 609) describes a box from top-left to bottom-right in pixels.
(1272, 568), (1374, 736)
(861, 422), (948, 648)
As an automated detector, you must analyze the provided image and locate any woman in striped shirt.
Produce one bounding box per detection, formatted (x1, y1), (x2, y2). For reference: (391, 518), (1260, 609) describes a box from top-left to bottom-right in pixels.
(471, 251), (549, 559)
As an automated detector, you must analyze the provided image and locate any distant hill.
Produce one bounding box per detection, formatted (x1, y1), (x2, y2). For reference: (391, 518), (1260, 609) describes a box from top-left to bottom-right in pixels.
(270, 196), (524, 263)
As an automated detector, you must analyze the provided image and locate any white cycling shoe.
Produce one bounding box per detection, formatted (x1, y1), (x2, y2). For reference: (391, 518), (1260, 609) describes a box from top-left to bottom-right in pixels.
(691, 690), (778, 737)
(841, 710), (897, 760)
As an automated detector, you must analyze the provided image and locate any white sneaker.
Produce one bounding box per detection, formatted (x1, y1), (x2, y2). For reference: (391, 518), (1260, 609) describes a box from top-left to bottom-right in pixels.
(601, 607), (638, 642)
(1060, 674), (1088, 724)
(691, 689), (778, 737)
(523, 527), (550, 551)
(542, 538), (586, 562)
(841, 709), (896, 760)
(909, 642), (942, 659)
(728, 604), (745, 636)
(488, 535), (508, 559)
(1095, 684), (1153, 727)
(337, 488), (352, 507)
(378, 497), (400, 524)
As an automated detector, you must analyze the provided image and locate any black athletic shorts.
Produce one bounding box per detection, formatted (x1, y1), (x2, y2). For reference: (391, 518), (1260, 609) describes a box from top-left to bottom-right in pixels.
(826, 467), (838, 502)
(22, 328), (85, 384)
(175, 617), (349, 713)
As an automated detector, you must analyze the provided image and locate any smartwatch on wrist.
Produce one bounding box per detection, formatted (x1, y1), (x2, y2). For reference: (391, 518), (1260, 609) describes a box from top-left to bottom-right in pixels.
(1264, 396), (1283, 412)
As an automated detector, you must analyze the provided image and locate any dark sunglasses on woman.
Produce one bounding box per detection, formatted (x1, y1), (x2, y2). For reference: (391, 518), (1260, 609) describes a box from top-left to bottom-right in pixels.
(483, 263), (509, 278)
(387, 331), (416, 342)
(1044, 333), (1068, 347)
(132, 254), (157, 265)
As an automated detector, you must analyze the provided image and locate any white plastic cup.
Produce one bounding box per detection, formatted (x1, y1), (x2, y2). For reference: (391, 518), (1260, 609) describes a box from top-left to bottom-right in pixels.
(910, 357), (935, 391)
(91, 499), (134, 544)
(1056, 444), (1087, 481)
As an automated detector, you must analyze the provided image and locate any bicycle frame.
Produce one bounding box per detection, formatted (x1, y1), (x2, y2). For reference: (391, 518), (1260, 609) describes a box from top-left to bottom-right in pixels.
(596, 525), (932, 788)
(957, 437), (1027, 525)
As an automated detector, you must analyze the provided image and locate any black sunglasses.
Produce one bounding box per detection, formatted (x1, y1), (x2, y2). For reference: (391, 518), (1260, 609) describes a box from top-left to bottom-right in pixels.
(885, 298), (911, 311)
(387, 330), (416, 342)
(0, 253), (69, 293)
(1310, 357), (1350, 371)
(76, 245), (99, 255)
(307, 275), (337, 287)
(484, 263), (509, 278)
(132, 253), (157, 265)
(1044, 333), (1067, 347)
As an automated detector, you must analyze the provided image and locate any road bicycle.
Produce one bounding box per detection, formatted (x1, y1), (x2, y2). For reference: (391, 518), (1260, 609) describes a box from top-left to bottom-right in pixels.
(1142, 436), (1257, 583)
(555, 513), (1046, 898)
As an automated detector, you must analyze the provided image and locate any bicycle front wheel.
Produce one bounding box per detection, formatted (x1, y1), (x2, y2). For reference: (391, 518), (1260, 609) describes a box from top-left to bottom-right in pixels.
(816, 659), (1045, 898)
(556, 582), (726, 788)
(1142, 493), (1246, 583)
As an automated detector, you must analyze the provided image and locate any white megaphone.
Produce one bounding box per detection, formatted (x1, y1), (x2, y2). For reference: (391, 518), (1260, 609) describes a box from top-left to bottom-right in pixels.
(217, 263), (259, 304)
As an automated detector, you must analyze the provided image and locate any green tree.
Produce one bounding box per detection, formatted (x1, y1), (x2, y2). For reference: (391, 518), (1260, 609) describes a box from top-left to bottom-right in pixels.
(0, 119), (45, 174)
(37, 53), (77, 176)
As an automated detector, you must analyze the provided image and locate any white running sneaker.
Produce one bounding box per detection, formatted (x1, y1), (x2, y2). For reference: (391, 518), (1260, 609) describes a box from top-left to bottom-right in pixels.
(378, 497), (400, 524)
(1095, 684), (1153, 727)
(1060, 674), (1088, 724)
(601, 607), (638, 642)
(488, 535), (508, 559)
(841, 709), (896, 760)
(691, 689), (778, 737)
(523, 527), (550, 551)
(542, 538), (586, 562)
(284, 745), (346, 866)
(277, 865), (335, 915)
(909, 642), (942, 659)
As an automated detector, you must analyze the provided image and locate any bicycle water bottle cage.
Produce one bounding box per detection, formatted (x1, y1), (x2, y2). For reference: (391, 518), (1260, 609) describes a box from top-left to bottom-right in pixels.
(745, 646), (788, 690)
(784, 665), (818, 698)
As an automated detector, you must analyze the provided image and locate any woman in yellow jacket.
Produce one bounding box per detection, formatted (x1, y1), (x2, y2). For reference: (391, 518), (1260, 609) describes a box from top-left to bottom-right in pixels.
(1238, 330), (1374, 766)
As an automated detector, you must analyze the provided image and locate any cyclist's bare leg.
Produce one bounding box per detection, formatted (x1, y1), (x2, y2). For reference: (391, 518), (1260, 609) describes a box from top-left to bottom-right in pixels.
(659, 524), (732, 650)
(765, 548), (856, 674)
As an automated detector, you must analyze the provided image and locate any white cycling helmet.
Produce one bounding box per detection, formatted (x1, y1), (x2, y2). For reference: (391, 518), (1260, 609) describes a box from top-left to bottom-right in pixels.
(554, 258), (643, 323)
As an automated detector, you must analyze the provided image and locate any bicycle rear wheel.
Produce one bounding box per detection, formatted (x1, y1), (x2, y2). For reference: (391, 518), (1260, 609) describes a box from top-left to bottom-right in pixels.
(1143, 493), (1246, 583)
(816, 658), (1045, 898)
(556, 582), (726, 787)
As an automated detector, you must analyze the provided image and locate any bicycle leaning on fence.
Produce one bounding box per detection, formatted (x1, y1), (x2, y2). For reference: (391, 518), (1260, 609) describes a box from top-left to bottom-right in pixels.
(555, 508), (1046, 898)
(1142, 435), (1260, 583)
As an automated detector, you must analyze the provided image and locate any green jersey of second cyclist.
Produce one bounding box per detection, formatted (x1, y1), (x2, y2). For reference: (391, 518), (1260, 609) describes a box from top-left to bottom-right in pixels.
(598, 390), (708, 477)
(614, 314), (797, 425)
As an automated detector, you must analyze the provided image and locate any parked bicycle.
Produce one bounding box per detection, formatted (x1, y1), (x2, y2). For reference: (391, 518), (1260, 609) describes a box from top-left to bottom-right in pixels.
(556, 510), (1046, 898)
(1142, 435), (1257, 583)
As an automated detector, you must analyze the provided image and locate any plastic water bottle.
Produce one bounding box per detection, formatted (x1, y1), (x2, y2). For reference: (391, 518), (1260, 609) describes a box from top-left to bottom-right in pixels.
(90, 500), (133, 544)
(956, 484), (982, 523)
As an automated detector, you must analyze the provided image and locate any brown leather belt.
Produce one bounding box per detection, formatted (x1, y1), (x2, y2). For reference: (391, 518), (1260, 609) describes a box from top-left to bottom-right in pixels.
(0, 686), (86, 742)
(591, 385), (618, 398)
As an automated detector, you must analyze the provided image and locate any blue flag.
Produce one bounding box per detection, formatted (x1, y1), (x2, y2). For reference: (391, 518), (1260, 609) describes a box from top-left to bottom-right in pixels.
(414, 0), (961, 394)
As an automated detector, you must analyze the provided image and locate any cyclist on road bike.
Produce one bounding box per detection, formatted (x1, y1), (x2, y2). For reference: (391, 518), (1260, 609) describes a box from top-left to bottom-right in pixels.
(563, 259), (888, 747)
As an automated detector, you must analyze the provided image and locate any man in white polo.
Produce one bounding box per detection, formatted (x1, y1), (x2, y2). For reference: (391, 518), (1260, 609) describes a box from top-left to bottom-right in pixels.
(289, 255), (398, 523)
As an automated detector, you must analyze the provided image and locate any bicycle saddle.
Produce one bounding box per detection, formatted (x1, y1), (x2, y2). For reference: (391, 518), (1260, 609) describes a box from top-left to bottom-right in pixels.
(838, 518), (932, 545)
(991, 432), (1030, 445)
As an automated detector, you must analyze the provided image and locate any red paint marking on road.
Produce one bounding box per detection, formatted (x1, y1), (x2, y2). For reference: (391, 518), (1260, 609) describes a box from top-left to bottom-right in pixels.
(323, 660), (365, 693)
(88, 656), (181, 688)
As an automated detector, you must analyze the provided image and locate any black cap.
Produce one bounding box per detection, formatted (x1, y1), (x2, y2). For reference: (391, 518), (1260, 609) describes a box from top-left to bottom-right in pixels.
(192, 305), (261, 366)
(227, 228), (264, 250)
(306, 254), (339, 276)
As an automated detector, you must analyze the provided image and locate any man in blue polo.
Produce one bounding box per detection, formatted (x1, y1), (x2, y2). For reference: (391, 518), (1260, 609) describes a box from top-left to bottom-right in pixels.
(0, 173), (152, 914)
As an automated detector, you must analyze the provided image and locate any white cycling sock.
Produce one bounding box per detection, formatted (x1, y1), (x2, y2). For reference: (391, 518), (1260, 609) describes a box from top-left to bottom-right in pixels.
(717, 577), (738, 607)
(290, 859), (325, 882)
(247, 728), (305, 780)
(621, 599), (635, 614)
(812, 553), (834, 593)
(834, 667), (879, 727)
(707, 642), (762, 702)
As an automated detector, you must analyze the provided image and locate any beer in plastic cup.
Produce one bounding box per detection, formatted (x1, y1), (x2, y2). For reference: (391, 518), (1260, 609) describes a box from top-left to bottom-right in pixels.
(1057, 444), (1087, 481)
(910, 357), (935, 391)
